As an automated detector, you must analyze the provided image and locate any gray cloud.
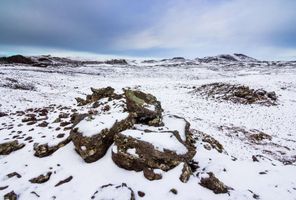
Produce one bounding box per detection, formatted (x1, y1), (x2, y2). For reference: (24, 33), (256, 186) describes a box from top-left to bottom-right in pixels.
(0, 0), (296, 60)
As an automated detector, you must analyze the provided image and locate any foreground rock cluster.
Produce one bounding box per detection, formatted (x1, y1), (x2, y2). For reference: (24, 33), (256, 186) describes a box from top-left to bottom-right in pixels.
(193, 82), (278, 106)
(71, 87), (196, 181)
(0, 87), (236, 199)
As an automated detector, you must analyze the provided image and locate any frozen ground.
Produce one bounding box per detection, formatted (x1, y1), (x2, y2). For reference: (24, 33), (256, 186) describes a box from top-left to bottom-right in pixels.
(0, 55), (296, 199)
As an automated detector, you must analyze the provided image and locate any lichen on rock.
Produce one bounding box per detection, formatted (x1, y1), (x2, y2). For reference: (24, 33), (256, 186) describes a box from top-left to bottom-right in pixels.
(0, 140), (25, 155)
(124, 89), (163, 126)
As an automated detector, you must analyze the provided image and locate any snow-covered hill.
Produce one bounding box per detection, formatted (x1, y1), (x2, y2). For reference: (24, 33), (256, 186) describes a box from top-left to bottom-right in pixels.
(0, 55), (296, 200)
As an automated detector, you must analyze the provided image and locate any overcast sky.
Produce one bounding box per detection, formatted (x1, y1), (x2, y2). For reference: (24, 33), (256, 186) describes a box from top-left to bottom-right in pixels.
(0, 0), (295, 60)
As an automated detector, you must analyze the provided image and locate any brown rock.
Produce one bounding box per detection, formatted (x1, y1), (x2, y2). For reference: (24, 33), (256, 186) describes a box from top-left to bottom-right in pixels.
(4, 190), (18, 200)
(170, 188), (178, 195)
(29, 172), (52, 184)
(137, 191), (145, 197)
(71, 112), (135, 163)
(0, 112), (8, 117)
(75, 87), (117, 106)
(124, 89), (163, 126)
(179, 162), (192, 183)
(7, 172), (21, 179)
(37, 121), (48, 127)
(34, 136), (71, 157)
(0, 186), (9, 190)
(200, 172), (230, 194)
(55, 176), (73, 187)
(0, 140), (25, 155)
(143, 168), (162, 181)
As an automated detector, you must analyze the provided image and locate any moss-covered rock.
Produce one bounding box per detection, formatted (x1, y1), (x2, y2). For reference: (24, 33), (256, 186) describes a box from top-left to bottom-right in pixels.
(124, 89), (163, 126)
(75, 87), (120, 106)
(111, 115), (196, 180)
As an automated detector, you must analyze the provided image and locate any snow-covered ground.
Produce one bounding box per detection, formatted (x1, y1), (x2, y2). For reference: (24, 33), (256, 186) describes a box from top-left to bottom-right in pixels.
(1, 56), (296, 200)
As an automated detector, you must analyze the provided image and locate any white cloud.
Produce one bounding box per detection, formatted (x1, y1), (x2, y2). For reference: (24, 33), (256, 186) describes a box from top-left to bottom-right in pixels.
(114, 0), (296, 60)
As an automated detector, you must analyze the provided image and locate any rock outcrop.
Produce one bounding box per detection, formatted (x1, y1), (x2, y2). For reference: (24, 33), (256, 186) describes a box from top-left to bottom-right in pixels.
(112, 115), (196, 179)
(71, 97), (135, 163)
(71, 88), (197, 181)
(193, 82), (278, 106)
(0, 55), (34, 65)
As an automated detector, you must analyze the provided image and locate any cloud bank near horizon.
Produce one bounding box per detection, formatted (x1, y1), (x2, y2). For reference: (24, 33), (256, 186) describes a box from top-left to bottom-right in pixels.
(0, 0), (296, 60)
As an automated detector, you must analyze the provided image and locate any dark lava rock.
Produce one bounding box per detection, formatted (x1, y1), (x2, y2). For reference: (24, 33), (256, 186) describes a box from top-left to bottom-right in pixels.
(179, 162), (192, 183)
(170, 188), (178, 195)
(60, 121), (71, 127)
(58, 112), (69, 118)
(192, 129), (225, 153)
(105, 59), (128, 65)
(0, 140), (25, 155)
(0, 55), (34, 65)
(112, 115), (196, 176)
(4, 190), (18, 200)
(143, 168), (162, 181)
(37, 121), (49, 127)
(200, 172), (230, 194)
(75, 87), (118, 106)
(193, 83), (278, 106)
(54, 176), (73, 187)
(29, 172), (52, 184)
(71, 112), (135, 163)
(22, 116), (37, 123)
(91, 183), (135, 200)
(0, 112), (8, 117)
(124, 89), (163, 126)
(7, 172), (21, 179)
(0, 186), (9, 190)
(34, 137), (71, 157)
(137, 191), (145, 197)
(57, 133), (65, 138)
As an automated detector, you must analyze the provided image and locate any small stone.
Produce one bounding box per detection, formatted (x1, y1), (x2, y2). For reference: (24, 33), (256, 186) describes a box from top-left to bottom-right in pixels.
(143, 168), (162, 181)
(0, 186), (9, 190)
(29, 172), (52, 184)
(54, 176), (73, 187)
(170, 188), (178, 195)
(57, 133), (65, 138)
(60, 121), (71, 127)
(37, 121), (48, 127)
(137, 191), (145, 197)
(58, 113), (69, 118)
(7, 172), (21, 179)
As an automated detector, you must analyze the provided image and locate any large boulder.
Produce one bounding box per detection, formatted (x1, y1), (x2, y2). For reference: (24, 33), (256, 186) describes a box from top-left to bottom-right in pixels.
(71, 98), (135, 163)
(112, 115), (196, 176)
(124, 89), (163, 126)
